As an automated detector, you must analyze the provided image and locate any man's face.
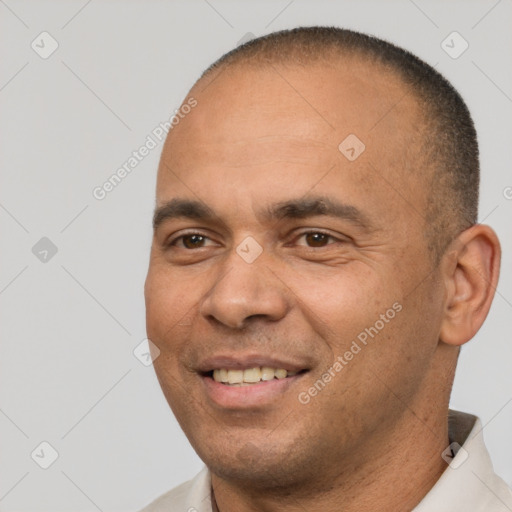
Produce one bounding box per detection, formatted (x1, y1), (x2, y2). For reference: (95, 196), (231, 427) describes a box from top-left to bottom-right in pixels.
(145, 59), (446, 487)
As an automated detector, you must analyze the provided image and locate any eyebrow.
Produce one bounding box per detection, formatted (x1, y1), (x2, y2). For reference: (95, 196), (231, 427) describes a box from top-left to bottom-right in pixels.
(266, 197), (372, 229)
(153, 199), (217, 229)
(153, 196), (374, 231)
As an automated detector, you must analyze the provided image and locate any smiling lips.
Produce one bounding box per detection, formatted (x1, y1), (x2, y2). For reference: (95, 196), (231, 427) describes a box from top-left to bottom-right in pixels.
(199, 357), (309, 408)
(212, 367), (299, 386)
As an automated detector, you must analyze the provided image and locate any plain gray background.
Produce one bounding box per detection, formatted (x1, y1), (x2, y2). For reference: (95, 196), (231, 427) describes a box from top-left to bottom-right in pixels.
(1, 0), (511, 510)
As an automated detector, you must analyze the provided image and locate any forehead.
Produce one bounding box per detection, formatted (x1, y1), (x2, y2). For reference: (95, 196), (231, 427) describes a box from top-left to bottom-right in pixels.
(156, 59), (427, 228)
(168, 59), (415, 151)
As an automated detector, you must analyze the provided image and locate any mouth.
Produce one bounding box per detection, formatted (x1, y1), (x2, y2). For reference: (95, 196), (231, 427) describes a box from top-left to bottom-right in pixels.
(203, 366), (308, 386)
(197, 357), (310, 409)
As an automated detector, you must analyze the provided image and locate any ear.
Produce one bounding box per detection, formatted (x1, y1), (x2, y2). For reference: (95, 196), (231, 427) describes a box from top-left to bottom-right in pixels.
(439, 224), (501, 346)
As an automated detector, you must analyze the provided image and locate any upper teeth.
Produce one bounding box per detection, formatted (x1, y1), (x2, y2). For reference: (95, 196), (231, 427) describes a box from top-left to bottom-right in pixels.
(213, 367), (298, 385)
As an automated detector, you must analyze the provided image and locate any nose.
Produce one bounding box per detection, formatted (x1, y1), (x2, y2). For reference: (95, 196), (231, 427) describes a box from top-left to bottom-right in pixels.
(199, 252), (290, 330)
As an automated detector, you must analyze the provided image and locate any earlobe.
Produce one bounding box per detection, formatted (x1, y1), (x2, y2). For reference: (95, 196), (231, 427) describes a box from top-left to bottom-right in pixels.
(439, 224), (501, 346)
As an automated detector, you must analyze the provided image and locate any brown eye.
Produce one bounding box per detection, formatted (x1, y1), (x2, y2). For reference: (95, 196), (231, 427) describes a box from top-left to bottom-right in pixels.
(304, 232), (330, 247)
(181, 234), (206, 249)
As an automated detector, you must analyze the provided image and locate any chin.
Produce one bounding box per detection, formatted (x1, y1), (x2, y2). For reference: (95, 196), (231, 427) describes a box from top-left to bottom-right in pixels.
(195, 432), (315, 491)
(209, 456), (295, 489)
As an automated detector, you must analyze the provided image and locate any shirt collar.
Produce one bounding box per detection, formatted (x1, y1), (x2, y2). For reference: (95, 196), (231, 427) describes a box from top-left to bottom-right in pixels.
(413, 409), (511, 511)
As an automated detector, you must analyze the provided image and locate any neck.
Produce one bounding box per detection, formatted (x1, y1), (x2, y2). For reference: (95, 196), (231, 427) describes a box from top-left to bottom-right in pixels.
(211, 406), (449, 512)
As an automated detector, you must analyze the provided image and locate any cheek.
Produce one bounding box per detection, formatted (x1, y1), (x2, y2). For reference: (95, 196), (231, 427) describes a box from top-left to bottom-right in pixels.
(145, 266), (199, 413)
(286, 262), (416, 398)
(287, 261), (398, 347)
(145, 261), (200, 341)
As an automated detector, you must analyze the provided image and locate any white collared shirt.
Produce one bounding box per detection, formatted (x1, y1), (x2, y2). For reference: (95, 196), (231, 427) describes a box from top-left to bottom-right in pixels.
(140, 410), (512, 511)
